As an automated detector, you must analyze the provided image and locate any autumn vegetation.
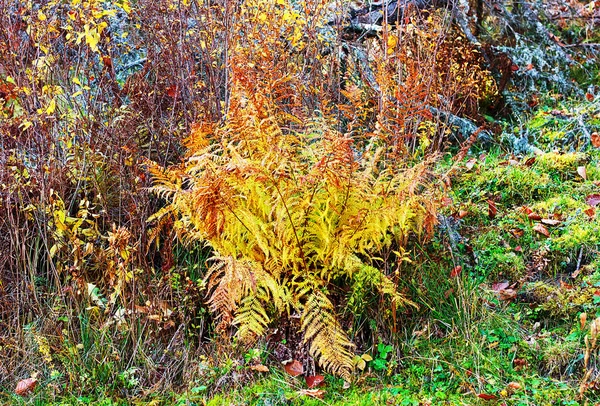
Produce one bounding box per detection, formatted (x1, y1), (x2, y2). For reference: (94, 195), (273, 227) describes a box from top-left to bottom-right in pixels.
(1, 0), (600, 404)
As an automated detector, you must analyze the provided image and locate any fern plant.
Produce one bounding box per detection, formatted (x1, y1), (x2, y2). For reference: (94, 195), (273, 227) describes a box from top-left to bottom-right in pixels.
(147, 85), (437, 378)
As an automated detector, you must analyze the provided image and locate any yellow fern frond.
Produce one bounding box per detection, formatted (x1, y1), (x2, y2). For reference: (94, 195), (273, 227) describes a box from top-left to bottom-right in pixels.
(301, 291), (355, 379)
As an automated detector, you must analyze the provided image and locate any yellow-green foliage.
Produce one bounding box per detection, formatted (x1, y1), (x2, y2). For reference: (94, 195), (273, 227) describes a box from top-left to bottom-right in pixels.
(148, 89), (436, 378)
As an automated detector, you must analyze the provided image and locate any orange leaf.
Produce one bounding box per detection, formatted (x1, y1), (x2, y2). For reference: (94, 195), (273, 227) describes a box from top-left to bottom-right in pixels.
(15, 378), (37, 396)
(305, 375), (325, 388)
(250, 364), (269, 372)
(450, 266), (462, 278)
(591, 132), (600, 148)
(477, 393), (498, 400)
(284, 360), (303, 377)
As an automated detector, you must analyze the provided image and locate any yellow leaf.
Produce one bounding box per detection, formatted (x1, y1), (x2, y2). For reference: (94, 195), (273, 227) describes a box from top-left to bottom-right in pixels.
(38, 10), (47, 21)
(45, 99), (56, 115)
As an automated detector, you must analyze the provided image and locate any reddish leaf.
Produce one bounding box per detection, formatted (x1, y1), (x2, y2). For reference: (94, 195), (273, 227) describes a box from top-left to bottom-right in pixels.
(528, 212), (542, 221)
(586, 194), (600, 207)
(560, 280), (574, 290)
(524, 157), (536, 167)
(533, 223), (550, 237)
(477, 393), (498, 400)
(487, 200), (497, 219)
(584, 207), (596, 219)
(577, 166), (587, 180)
(441, 197), (453, 207)
(305, 375), (325, 388)
(520, 206), (533, 215)
(15, 378), (37, 396)
(450, 266), (462, 278)
(492, 281), (510, 291)
(586, 92), (595, 102)
(592, 132), (600, 148)
(513, 358), (527, 367)
(514, 245), (522, 252)
(284, 360), (303, 377)
(541, 219), (561, 226)
(457, 209), (469, 219)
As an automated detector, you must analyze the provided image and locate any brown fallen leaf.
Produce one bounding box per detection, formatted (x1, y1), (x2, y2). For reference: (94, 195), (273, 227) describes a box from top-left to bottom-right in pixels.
(305, 374), (325, 388)
(586, 194), (600, 207)
(465, 158), (477, 170)
(584, 207), (595, 219)
(541, 218), (561, 226)
(250, 364), (269, 372)
(488, 200), (497, 219)
(580, 312), (587, 330)
(298, 389), (326, 399)
(533, 223), (550, 237)
(577, 166), (587, 180)
(524, 157), (536, 166)
(528, 212), (542, 221)
(15, 378), (37, 396)
(498, 288), (517, 301)
(591, 132), (600, 148)
(507, 381), (522, 391)
(284, 359), (303, 377)
(513, 358), (527, 367)
(450, 266), (462, 278)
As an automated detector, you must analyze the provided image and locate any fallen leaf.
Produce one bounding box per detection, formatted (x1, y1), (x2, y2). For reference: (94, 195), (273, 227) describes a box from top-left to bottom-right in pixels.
(15, 378), (37, 396)
(580, 312), (587, 330)
(305, 375), (325, 388)
(488, 200), (497, 219)
(507, 382), (522, 390)
(524, 157), (536, 166)
(457, 209), (469, 219)
(450, 266), (462, 278)
(284, 359), (303, 377)
(592, 132), (600, 148)
(528, 212), (542, 221)
(541, 219), (561, 226)
(586, 194), (600, 207)
(533, 223), (550, 237)
(498, 288), (517, 301)
(492, 281), (510, 291)
(513, 358), (527, 367)
(577, 166), (587, 180)
(465, 158), (477, 170)
(586, 92), (595, 102)
(477, 393), (498, 400)
(250, 364), (269, 372)
(299, 389), (326, 399)
(584, 207), (595, 219)
(509, 228), (524, 238)
(520, 206), (533, 215)
(441, 197), (453, 207)
(514, 245), (522, 252)
(560, 280), (574, 290)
